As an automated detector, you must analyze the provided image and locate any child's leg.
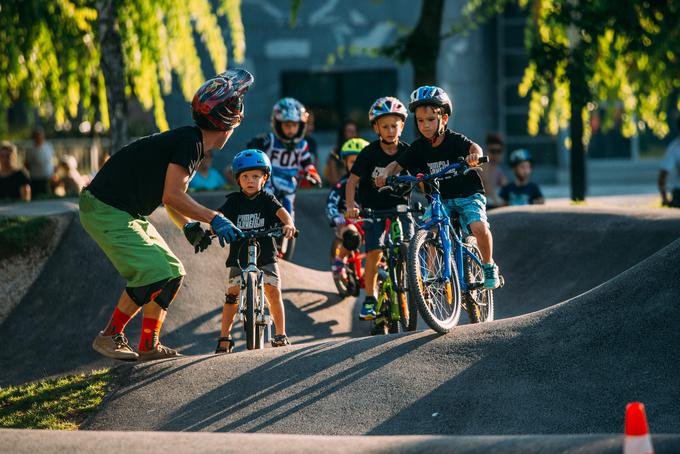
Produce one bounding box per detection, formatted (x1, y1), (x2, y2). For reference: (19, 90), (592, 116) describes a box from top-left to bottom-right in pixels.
(363, 250), (383, 299)
(470, 221), (493, 264)
(220, 286), (240, 339)
(264, 284), (286, 336)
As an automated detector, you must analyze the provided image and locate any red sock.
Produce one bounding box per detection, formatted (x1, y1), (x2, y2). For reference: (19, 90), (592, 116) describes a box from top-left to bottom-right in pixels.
(138, 317), (163, 352)
(103, 308), (133, 336)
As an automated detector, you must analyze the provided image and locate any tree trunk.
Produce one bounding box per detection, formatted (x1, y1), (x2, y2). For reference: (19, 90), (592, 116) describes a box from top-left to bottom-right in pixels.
(96, 0), (128, 154)
(406, 0), (445, 87)
(568, 51), (587, 202)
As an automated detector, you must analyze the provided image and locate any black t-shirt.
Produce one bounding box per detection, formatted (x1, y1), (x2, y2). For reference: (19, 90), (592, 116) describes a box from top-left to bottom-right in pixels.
(397, 130), (484, 199)
(218, 190), (283, 267)
(87, 126), (204, 217)
(350, 140), (410, 209)
(0, 170), (30, 200)
(499, 182), (543, 205)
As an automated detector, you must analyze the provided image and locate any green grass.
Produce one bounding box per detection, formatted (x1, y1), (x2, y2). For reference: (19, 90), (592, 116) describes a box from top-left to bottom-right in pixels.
(0, 216), (54, 260)
(0, 369), (114, 430)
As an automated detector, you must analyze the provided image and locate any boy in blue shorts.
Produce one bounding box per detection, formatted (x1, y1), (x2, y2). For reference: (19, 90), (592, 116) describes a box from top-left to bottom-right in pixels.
(377, 86), (501, 289)
(346, 97), (412, 320)
(214, 149), (297, 353)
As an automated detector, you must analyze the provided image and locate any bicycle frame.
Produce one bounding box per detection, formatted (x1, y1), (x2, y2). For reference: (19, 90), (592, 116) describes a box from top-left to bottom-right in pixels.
(236, 235), (274, 341)
(388, 159), (487, 293)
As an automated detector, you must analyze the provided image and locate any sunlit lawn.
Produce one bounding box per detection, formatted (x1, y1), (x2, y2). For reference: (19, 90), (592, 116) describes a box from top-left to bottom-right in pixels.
(0, 369), (114, 430)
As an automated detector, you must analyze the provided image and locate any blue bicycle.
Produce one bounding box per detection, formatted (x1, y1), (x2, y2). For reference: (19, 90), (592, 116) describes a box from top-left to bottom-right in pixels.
(385, 156), (499, 333)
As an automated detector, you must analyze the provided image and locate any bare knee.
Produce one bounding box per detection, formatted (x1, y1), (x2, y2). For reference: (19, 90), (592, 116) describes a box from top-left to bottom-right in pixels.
(469, 221), (489, 237)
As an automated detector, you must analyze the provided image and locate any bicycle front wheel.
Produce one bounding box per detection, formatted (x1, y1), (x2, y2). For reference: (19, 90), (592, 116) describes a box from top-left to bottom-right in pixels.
(396, 243), (417, 331)
(408, 229), (462, 333)
(330, 239), (349, 296)
(244, 272), (257, 350)
(463, 238), (494, 323)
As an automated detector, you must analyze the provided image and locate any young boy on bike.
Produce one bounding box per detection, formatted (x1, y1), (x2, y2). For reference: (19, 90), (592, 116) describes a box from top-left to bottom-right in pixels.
(215, 149), (297, 353)
(346, 97), (412, 320)
(326, 138), (369, 278)
(247, 97), (322, 221)
(499, 149), (544, 206)
(377, 86), (501, 289)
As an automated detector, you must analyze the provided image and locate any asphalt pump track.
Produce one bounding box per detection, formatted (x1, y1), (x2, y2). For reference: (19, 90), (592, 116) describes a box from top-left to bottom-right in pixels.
(1, 191), (679, 452)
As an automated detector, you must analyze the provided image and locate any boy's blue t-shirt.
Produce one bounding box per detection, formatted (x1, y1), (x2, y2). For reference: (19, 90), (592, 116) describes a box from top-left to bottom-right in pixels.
(189, 168), (226, 190)
(499, 182), (543, 206)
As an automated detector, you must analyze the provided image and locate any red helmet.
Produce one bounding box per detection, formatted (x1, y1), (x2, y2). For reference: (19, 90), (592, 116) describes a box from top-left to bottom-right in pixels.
(192, 69), (254, 131)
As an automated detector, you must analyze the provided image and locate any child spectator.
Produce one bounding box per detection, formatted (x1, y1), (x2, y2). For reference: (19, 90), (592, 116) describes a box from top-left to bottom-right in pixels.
(0, 141), (31, 202)
(499, 149), (544, 206)
(189, 155), (226, 191)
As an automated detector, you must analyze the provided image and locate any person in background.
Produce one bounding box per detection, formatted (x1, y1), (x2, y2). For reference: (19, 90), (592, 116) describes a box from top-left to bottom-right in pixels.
(499, 149), (544, 206)
(24, 127), (54, 197)
(324, 120), (359, 186)
(658, 116), (680, 208)
(189, 155), (227, 191)
(0, 140), (31, 202)
(52, 155), (89, 196)
(305, 111), (319, 169)
(481, 132), (508, 210)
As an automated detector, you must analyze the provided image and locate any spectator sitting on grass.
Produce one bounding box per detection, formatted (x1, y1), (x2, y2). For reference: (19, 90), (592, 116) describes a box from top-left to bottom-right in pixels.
(51, 155), (89, 197)
(0, 140), (31, 202)
(188, 155), (226, 191)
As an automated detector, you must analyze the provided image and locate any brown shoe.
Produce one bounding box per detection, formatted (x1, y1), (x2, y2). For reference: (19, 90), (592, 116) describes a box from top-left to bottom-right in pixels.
(137, 343), (182, 361)
(92, 332), (139, 361)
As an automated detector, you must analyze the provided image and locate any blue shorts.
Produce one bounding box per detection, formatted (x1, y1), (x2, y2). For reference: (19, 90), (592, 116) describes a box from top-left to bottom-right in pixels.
(363, 214), (414, 252)
(442, 194), (489, 234)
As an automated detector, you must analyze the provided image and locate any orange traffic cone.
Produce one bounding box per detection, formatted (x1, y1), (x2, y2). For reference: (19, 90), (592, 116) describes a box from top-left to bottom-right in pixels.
(624, 402), (654, 454)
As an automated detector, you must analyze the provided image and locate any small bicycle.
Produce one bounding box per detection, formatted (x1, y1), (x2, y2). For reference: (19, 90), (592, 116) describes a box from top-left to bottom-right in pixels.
(235, 226), (298, 349)
(384, 156), (501, 333)
(362, 205), (421, 335)
(329, 218), (365, 297)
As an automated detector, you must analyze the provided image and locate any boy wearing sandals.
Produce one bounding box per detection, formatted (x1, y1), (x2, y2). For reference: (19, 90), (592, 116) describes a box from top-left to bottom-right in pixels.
(214, 149), (296, 353)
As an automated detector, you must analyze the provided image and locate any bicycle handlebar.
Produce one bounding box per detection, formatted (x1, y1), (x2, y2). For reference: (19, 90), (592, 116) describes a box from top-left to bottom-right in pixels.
(386, 156), (488, 187)
(239, 226), (300, 240)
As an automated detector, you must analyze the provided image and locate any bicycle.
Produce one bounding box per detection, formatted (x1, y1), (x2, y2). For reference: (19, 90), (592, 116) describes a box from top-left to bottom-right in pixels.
(362, 205), (421, 334)
(234, 226), (298, 349)
(329, 218), (365, 297)
(384, 156), (501, 333)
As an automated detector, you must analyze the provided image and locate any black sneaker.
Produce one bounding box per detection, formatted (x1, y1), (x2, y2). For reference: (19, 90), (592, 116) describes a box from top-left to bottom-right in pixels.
(215, 336), (235, 354)
(271, 334), (290, 347)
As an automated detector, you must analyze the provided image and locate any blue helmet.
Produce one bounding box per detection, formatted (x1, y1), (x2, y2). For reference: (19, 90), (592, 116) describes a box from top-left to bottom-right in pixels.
(232, 149), (272, 177)
(509, 149), (533, 166)
(409, 85), (452, 115)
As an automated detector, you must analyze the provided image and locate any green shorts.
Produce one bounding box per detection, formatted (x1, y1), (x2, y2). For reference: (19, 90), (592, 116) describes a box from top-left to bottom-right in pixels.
(79, 190), (185, 288)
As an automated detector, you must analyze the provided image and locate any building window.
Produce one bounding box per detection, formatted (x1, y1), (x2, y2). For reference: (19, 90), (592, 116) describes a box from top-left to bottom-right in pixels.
(281, 69), (398, 131)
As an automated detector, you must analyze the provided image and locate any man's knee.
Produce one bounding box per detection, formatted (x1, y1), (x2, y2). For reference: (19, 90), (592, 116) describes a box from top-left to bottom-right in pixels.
(469, 221), (488, 236)
(126, 276), (183, 309)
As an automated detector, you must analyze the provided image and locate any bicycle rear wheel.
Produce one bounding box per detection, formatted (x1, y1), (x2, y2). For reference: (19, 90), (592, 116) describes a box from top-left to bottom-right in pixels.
(244, 272), (257, 350)
(396, 243), (417, 331)
(408, 229), (461, 333)
(463, 238), (494, 323)
(330, 239), (349, 296)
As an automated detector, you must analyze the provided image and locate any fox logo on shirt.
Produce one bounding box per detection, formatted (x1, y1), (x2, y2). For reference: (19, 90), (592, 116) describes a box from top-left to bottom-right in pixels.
(237, 213), (265, 230)
(427, 160), (450, 174)
(371, 166), (386, 179)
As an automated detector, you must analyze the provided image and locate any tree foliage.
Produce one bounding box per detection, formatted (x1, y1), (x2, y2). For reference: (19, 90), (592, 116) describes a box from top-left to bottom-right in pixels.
(0, 0), (246, 133)
(453, 0), (680, 141)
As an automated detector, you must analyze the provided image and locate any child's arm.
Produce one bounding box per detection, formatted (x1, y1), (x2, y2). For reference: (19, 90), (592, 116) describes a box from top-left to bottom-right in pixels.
(276, 207), (296, 239)
(345, 174), (361, 218)
(375, 161), (403, 187)
(465, 143), (484, 166)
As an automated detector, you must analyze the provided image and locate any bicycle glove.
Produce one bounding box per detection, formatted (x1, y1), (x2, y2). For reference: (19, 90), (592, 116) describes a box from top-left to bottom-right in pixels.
(210, 214), (243, 247)
(183, 222), (212, 253)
